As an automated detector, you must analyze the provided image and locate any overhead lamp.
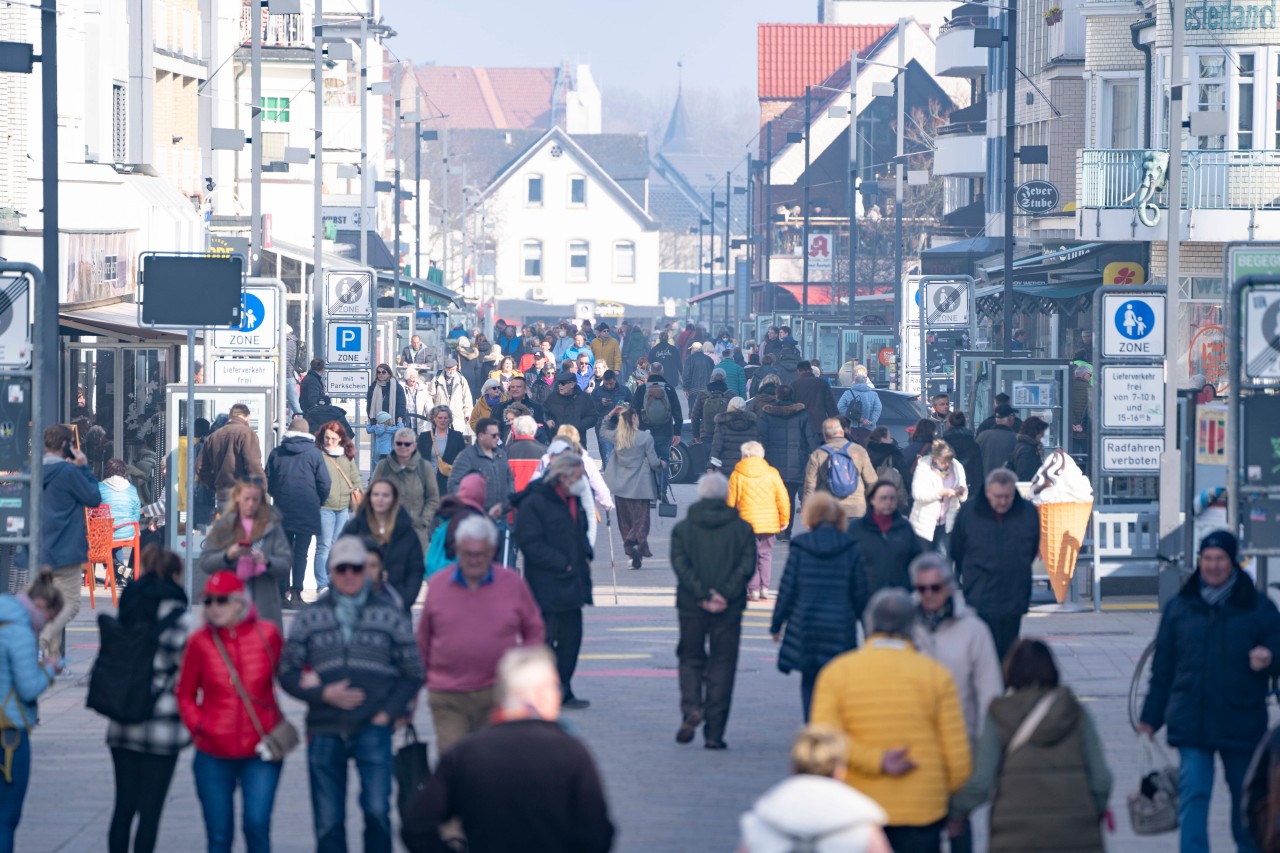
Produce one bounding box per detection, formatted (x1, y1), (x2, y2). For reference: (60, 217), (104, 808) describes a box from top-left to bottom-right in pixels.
(211, 128), (246, 151)
(872, 81), (895, 97)
(907, 170), (931, 186)
(284, 147), (311, 164)
(336, 164), (360, 178)
(786, 132), (804, 144)
(369, 81), (392, 96)
(325, 41), (355, 61)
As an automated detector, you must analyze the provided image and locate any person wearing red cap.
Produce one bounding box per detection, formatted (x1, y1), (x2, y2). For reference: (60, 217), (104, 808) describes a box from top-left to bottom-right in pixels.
(176, 570), (288, 853)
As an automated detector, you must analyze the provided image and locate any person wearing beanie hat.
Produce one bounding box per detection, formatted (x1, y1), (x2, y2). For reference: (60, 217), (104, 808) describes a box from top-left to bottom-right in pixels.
(542, 370), (600, 439)
(278, 535), (423, 852)
(1139, 529), (1280, 851)
(177, 568), (287, 853)
(365, 410), (396, 472)
(431, 472), (488, 572)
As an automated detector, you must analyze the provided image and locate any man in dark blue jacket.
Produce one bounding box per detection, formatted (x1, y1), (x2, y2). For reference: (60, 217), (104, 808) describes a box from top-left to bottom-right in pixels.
(1139, 530), (1280, 852)
(40, 423), (101, 665)
(267, 417), (331, 608)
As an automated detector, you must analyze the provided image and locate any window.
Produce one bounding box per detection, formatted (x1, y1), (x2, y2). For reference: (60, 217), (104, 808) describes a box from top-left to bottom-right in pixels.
(112, 83), (127, 163)
(262, 132), (288, 172)
(1103, 80), (1140, 150)
(1238, 54), (1255, 149)
(569, 175), (586, 206)
(521, 241), (543, 280)
(260, 96), (290, 122)
(102, 255), (119, 283)
(526, 175), (543, 206)
(613, 241), (636, 280)
(568, 241), (589, 282)
(1195, 55), (1226, 150)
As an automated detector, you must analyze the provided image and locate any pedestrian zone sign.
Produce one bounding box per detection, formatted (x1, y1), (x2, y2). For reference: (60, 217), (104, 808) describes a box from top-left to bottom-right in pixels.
(1243, 285), (1280, 380)
(1101, 294), (1164, 358)
(211, 286), (277, 353)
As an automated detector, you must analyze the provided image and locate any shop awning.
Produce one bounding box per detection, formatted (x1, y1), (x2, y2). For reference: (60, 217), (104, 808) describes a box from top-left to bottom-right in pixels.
(776, 283), (835, 306)
(688, 286), (735, 304)
(375, 270), (464, 308)
(980, 243), (1108, 277)
(60, 299), (198, 342)
(974, 278), (1101, 319)
(333, 230), (398, 271)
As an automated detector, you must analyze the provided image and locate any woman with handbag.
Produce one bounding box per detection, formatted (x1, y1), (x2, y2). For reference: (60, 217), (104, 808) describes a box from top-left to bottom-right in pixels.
(176, 571), (293, 853)
(107, 546), (190, 853)
(314, 421), (362, 596)
(601, 405), (663, 570)
(949, 639), (1112, 853)
(419, 405), (465, 497)
(197, 479), (292, 628)
(341, 478), (424, 612)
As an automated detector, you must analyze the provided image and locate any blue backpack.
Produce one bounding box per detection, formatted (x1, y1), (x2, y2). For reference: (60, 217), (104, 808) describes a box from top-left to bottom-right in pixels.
(821, 442), (859, 499)
(424, 524), (452, 579)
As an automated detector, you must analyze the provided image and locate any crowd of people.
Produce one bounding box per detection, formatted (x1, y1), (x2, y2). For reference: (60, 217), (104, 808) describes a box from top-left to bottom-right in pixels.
(19, 316), (1279, 852)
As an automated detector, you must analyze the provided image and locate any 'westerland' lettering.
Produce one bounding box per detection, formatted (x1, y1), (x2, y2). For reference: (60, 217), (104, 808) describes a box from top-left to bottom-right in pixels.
(1185, 0), (1277, 30)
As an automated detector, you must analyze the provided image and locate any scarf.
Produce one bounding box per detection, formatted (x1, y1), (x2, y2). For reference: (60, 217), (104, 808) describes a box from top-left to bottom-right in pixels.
(370, 381), (397, 421)
(1201, 570), (1238, 608)
(333, 580), (371, 644)
(872, 512), (894, 535)
(918, 597), (955, 633)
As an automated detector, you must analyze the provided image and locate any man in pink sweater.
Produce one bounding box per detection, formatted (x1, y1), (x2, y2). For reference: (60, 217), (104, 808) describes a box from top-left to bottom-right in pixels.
(417, 515), (546, 753)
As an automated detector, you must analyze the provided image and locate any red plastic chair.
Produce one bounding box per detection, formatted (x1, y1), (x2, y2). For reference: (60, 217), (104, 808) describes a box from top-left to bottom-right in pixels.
(84, 505), (123, 608)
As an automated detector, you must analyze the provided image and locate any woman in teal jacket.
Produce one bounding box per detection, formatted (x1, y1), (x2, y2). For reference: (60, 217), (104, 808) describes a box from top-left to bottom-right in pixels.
(0, 571), (63, 852)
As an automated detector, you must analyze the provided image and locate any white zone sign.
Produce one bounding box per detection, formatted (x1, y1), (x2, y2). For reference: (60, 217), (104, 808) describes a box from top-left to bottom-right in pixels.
(212, 358), (277, 387)
(1243, 285), (1280, 380)
(325, 368), (370, 397)
(212, 286), (278, 353)
(0, 275), (31, 369)
(1102, 294), (1165, 358)
(922, 280), (970, 327)
(325, 271), (373, 317)
(1101, 436), (1165, 472)
(326, 321), (372, 367)
(1101, 366), (1164, 429)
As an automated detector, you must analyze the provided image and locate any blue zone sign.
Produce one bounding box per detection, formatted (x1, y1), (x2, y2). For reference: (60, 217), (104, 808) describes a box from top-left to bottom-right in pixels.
(327, 321), (371, 366)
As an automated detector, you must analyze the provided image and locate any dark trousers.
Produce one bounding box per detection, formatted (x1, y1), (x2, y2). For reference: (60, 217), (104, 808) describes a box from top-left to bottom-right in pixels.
(543, 609), (584, 701)
(781, 481), (801, 536)
(800, 669), (819, 722)
(677, 608), (743, 742)
(884, 822), (943, 853)
(917, 526), (951, 558)
(284, 531), (314, 592)
(982, 613), (1024, 664)
(109, 748), (179, 853)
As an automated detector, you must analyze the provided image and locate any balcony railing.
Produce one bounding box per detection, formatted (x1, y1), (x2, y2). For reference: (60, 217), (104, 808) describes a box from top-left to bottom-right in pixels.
(1080, 149), (1280, 212)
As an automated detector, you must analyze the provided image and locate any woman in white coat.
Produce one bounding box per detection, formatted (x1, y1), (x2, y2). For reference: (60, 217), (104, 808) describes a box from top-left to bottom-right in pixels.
(908, 439), (967, 557)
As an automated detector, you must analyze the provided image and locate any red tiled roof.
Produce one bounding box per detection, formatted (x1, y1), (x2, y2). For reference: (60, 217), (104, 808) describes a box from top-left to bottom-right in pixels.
(758, 23), (896, 101)
(414, 66), (559, 130)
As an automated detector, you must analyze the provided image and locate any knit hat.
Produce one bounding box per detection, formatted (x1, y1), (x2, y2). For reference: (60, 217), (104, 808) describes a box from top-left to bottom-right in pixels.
(689, 342), (702, 352)
(457, 336), (471, 347)
(376, 411), (393, 424)
(204, 571), (245, 597)
(1199, 530), (1239, 566)
(327, 535), (368, 571)
(457, 473), (487, 513)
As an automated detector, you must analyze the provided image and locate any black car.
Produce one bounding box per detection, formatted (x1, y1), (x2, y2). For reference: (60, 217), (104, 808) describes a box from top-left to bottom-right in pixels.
(664, 387), (926, 483)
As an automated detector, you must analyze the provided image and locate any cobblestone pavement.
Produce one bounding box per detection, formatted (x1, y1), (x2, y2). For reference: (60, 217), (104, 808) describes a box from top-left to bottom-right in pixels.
(17, 478), (1248, 851)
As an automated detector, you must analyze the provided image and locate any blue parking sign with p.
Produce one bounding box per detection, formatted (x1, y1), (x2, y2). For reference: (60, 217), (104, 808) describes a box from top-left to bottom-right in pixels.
(336, 326), (361, 351)
(328, 321), (370, 365)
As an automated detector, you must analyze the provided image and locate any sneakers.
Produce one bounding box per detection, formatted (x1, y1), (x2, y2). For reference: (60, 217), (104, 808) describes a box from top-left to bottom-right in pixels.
(630, 553), (642, 570)
(759, 586), (769, 601)
(747, 589), (760, 602)
(675, 711), (702, 744)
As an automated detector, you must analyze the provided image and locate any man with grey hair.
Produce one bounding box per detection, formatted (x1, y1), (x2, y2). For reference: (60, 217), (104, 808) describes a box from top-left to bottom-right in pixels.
(417, 515), (544, 753)
(951, 467), (1041, 662)
(803, 416), (879, 521)
(910, 553), (1000, 853)
(505, 414), (546, 460)
(404, 646), (615, 852)
(670, 473), (757, 749)
(812, 588), (971, 852)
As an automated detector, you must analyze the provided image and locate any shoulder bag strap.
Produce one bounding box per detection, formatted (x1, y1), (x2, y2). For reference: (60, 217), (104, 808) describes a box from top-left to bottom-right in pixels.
(1008, 691), (1058, 754)
(330, 457), (356, 492)
(210, 631), (269, 741)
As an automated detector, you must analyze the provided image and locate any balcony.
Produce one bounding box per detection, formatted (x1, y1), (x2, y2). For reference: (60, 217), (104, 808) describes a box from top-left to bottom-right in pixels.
(1078, 149), (1280, 243)
(934, 101), (987, 178)
(1047, 13), (1085, 62)
(935, 6), (990, 78)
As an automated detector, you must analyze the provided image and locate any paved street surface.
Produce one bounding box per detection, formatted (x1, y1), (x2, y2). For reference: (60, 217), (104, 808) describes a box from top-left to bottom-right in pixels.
(18, 479), (1245, 851)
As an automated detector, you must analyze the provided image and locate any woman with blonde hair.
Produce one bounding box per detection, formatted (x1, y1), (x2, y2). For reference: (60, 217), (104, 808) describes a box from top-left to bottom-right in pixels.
(420, 404), (466, 495)
(769, 492), (867, 719)
(341, 477), (423, 609)
(601, 405), (663, 568)
(197, 479), (291, 626)
(909, 438), (968, 555)
(727, 441), (791, 601)
(489, 355), (519, 395)
(532, 424), (614, 548)
(740, 725), (890, 853)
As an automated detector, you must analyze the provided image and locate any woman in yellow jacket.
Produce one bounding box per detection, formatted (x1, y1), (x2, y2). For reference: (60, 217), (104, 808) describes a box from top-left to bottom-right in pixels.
(728, 441), (791, 601)
(469, 378), (506, 433)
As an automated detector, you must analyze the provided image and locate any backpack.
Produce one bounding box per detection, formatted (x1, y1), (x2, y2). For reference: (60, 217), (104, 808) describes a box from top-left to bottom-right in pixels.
(87, 608), (185, 724)
(424, 523), (451, 579)
(777, 341), (801, 374)
(820, 442), (859, 499)
(846, 394), (863, 424)
(642, 383), (671, 429)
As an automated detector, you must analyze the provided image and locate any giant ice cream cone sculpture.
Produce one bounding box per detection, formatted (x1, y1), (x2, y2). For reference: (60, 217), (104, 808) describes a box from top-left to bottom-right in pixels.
(1030, 449), (1095, 604)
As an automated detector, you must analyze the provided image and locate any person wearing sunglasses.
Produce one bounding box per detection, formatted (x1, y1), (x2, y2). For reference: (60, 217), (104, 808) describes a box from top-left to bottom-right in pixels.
(279, 536), (424, 853)
(769, 491), (867, 723)
(365, 363), (406, 433)
(371, 427), (439, 558)
(176, 570), (287, 853)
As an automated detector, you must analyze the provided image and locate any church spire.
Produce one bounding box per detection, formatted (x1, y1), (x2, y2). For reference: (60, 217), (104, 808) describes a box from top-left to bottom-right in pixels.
(660, 61), (695, 154)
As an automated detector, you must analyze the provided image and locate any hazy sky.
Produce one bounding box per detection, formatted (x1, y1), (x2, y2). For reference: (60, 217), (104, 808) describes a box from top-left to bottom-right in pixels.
(379, 0), (816, 98)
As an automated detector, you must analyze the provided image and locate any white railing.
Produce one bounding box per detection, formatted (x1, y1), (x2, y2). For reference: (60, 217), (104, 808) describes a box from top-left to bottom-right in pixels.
(1080, 148), (1280, 211)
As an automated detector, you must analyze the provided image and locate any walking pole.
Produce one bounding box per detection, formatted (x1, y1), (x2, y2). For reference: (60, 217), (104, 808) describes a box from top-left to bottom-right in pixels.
(606, 510), (619, 604)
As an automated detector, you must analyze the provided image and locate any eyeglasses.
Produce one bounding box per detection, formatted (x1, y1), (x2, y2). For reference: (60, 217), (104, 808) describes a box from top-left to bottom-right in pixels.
(914, 583), (946, 594)
(394, 441), (415, 447)
(331, 564), (364, 576)
(202, 595), (231, 607)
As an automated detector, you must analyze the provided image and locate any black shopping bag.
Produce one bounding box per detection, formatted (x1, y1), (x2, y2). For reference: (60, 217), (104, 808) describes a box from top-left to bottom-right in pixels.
(394, 725), (431, 818)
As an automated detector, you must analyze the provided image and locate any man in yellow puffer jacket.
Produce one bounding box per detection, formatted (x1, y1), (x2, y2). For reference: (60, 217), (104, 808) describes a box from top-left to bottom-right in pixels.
(812, 589), (972, 851)
(726, 441), (791, 602)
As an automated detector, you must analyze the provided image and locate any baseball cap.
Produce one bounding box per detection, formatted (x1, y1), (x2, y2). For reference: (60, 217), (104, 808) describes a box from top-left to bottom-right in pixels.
(327, 535), (369, 571)
(204, 571), (245, 598)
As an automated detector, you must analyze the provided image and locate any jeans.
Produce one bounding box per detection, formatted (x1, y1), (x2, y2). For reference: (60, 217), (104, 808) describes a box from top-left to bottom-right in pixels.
(314, 509), (349, 591)
(1178, 746), (1258, 853)
(308, 724), (393, 853)
(284, 531), (314, 593)
(109, 748), (179, 853)
(981, 613), (1023, 665)
(494, 518), (514, 568)
(800, 669), (819, 722)
(595, 426), (614, 471)
(677, 608), (743, 742)
(750, 534), (774, 593)
(781, 481), (801, 536)
(543, 609), (584, 702)
(0, 732), (30, 853)
(192, 750), (281, 853)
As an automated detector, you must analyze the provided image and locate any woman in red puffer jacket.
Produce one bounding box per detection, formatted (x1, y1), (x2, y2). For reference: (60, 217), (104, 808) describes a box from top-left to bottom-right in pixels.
(177, 571), (287, 853)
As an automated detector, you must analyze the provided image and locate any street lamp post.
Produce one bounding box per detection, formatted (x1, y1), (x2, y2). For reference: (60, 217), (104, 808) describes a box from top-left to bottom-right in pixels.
(847, 52), (859, 327)
(764, 121), (774, 315)
(1001, 0), (1017, 357)
(801, 86), (812, 339)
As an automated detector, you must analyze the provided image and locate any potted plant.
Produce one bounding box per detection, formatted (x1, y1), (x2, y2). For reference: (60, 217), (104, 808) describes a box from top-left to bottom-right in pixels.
(1044, 6), (1063, 24)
